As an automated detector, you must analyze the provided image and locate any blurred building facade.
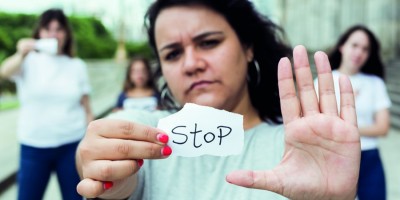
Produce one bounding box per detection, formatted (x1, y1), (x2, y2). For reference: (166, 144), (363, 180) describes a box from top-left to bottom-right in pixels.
(253, 0), (400, 60)
(0, 0), (398, 59)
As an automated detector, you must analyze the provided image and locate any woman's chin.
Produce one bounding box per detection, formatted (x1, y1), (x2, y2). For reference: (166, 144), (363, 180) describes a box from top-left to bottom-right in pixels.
(185, 96), (224, 109)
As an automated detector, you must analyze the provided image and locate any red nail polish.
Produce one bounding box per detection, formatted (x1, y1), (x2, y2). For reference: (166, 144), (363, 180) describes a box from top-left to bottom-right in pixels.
(161, 146), (172, 156)
(137, 159), (144, 167)
(103, 181), (113, 190)
(157, 133), (169, 143)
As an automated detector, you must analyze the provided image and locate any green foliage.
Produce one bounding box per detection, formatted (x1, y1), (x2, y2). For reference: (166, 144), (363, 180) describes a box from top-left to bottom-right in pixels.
(69, 16), (117, 58)
(0, 98), (19, 111)
(125, 41), (154, 60)
(0, 12), (118, 94)
(0, 13), (37, 59)
(0, 12), (117, 61)
(0, 12), (37, 27)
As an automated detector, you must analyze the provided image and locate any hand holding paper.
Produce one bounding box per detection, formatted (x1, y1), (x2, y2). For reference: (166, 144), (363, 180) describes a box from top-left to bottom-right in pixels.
(76, 118), (171, 198)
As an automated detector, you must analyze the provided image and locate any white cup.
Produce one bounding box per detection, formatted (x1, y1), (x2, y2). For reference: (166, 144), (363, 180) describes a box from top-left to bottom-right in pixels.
(35, 38), (58, 55)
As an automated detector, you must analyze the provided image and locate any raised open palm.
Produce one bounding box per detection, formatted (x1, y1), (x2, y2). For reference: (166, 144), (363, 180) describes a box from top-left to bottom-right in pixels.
(226, 45), (360, 200)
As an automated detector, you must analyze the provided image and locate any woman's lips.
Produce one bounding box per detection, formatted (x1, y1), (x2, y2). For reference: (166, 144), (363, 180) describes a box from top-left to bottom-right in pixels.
(351, 57), (363, 65)
(187, 80), (215, 93)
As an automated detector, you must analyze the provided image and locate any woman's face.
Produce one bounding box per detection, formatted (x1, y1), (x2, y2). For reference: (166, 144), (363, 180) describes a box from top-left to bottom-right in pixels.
(39, 19), (66, 54)
(340, 30), (370, 72)
(155, 5), (253, 110)
(130, 61), (149, 88)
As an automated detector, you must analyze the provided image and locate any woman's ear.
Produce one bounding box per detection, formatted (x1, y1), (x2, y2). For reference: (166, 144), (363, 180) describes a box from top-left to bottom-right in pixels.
(245, 46), (254, 62)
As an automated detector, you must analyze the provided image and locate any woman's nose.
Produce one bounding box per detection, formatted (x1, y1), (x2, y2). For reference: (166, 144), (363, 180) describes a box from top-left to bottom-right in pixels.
(182, 48), (206, 76)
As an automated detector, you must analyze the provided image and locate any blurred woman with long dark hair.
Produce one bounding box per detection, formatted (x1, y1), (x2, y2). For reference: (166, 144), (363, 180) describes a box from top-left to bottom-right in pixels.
(114, 56), (159, 112)
(317, 25), (390, 200)
(0, 9), (92, 200)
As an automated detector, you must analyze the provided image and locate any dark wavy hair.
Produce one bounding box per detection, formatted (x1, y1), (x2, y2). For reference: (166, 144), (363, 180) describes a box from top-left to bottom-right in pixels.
(145, 0), (291, 123)
(32, 9), (74, 57)
(329, 25), (385, 80)
(123, 56), (156, 92)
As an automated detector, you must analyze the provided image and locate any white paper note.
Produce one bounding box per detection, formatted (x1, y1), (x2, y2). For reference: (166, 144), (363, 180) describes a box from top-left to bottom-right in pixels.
(157, 103), (244, 157)
(35, 38), (58, 55)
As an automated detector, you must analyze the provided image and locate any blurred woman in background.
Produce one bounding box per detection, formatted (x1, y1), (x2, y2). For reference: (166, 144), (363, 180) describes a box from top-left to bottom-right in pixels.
(316, 25), (391, 200)
(0, 8), (92, 200)
(115, 56), (159, 112)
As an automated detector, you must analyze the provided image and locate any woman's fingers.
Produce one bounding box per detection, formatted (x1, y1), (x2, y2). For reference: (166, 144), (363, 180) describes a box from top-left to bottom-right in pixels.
(226, 170), (281, 193)
(80, 138), (170, 160)
(17, 38), (36, 55)
(82, 159), (142, 181)
(278, 57), (301, 124)
(79, 119), (171, 169)
(314, 51), (338, 116)
(293, 45), (320, 116)
(87, 119), (167, 145)
(76, 178), (105, 198)
(339, 75), (357, 126)
(76, 119), (164, 198)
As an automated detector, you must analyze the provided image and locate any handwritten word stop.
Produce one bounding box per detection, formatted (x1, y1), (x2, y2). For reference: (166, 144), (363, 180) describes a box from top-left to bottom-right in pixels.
(157, 103), (244, 157)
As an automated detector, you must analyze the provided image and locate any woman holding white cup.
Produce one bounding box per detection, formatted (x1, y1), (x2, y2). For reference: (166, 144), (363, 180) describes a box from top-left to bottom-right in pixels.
(0, 8), (92, 200)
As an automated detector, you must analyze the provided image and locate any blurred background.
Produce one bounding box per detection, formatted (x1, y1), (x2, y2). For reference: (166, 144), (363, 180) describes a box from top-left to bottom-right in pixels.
(0, 0), (399, 199)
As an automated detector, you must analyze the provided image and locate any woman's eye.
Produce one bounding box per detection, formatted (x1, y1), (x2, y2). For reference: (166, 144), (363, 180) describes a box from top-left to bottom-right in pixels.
(165, 49), (181, 61)
(199, 40), (219, 49)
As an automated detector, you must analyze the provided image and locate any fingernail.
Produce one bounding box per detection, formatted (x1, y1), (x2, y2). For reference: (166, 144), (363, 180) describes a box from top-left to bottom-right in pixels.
(103, 181), (113, 190)
(157, 133), (169, 143)
(137, 159), (144, 167)
(161, 146), (172, 156)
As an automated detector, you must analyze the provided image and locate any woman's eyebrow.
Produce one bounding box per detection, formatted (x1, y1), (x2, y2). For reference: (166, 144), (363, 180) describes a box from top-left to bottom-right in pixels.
(192, 31), (223, 43)
(159, 31), (224, 53)
(159, 43), (181, 53)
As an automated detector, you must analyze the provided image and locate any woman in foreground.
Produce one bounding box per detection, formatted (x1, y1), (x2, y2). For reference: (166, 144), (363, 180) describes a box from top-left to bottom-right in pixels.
(76, 0), (360, 199)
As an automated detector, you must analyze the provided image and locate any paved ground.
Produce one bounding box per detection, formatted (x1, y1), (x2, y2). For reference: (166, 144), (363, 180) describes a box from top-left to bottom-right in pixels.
(380, 128), (400, 199)
(0, 109), (18, 185)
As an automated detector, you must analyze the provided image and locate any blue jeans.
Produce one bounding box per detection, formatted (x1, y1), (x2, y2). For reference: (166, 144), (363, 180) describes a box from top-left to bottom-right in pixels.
(357, 149), (386, 200)
(18, 141), (82, 200)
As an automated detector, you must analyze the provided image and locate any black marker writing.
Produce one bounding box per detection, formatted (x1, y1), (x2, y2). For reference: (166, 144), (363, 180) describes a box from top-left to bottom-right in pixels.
(172, 125), (188, 145)
(217, 126), (232, 145)
(170, 124), (233, 148)
(190, 123), (202, 148)
(204, 132), (215, 143)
